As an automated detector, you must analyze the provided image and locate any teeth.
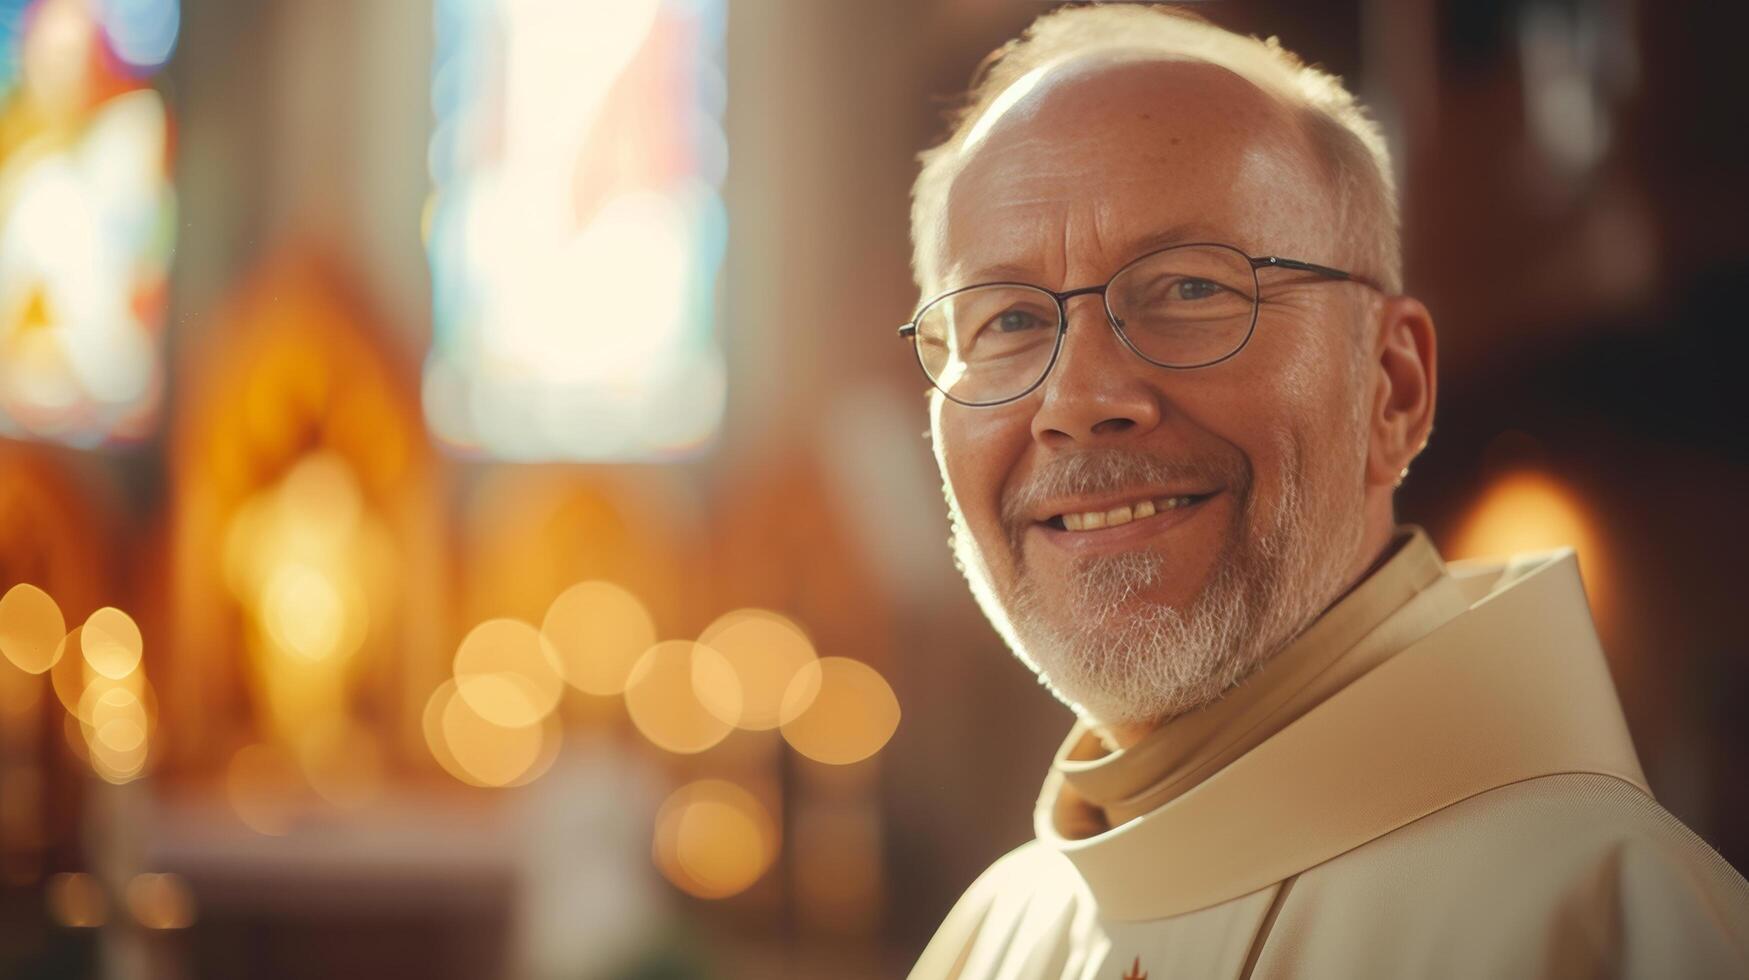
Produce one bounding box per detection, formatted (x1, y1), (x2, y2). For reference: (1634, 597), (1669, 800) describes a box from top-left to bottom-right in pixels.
(1056, 496), (1196, 532)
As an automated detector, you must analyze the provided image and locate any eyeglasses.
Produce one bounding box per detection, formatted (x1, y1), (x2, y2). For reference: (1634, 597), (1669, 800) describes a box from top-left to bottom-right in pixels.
(898, 242), (1383, 407)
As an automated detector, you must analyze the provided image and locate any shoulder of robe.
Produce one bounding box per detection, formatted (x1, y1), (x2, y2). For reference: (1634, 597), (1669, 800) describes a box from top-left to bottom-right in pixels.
(1264, 772), (1749, 979)
(909, 841), (1089, 980)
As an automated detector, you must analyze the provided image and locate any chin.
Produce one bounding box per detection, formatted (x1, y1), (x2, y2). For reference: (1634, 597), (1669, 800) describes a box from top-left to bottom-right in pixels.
(1003, 525), (1331, 726)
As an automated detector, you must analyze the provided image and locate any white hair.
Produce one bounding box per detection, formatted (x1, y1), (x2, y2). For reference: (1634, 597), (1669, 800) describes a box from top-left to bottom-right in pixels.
(909, 3), (1401, 299)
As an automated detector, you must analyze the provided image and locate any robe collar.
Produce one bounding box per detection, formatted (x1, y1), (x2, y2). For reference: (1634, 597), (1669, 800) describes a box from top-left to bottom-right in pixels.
(1055, 527), (1459, 830)
(1034, 548), (1648, 921)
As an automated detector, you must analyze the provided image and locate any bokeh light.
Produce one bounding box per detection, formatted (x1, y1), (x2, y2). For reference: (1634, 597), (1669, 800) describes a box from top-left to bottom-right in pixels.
(452, 618), (564, 727)
(1449, 468), (1612, 616)
(695, 608), (817, 730)
(74, 669), (153, 727)
(623, 640), (738, 755)
(45, 871), (106, 928)
(0, 581), (64, 672)
(540, 580), (657, 696)
(83, 682), (152, 783)
(0, 583), (65, 674)
(423, 678), (559, 789)
(89, 734), (147, 783)
(98, 0), (181, 72)
(80, 606), (142, 679)
(1450, 468), (1600, 561)
(79, 683), (147, 757)
(652, 779), (777, 900)
(125, 872), (195, 930)
(779, 658), (900, 766)
(421, 679), (466, 782)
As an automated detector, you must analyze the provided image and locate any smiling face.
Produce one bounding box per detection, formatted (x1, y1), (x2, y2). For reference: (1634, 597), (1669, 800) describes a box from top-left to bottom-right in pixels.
(929, 58), (1390, 734)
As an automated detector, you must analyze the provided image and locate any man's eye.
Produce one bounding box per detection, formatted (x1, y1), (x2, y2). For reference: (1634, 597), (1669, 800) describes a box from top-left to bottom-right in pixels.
(993, 309), (1049, 332)
(1175, 278), (1224, 301)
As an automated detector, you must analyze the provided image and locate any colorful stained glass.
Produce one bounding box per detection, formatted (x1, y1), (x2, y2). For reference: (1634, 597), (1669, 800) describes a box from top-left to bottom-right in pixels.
(0, 0), (176, 446)
(424, 0), (728, 461)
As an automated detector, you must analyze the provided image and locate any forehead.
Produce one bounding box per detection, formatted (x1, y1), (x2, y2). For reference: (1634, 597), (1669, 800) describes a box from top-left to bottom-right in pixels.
(940, 58), (1325, 288)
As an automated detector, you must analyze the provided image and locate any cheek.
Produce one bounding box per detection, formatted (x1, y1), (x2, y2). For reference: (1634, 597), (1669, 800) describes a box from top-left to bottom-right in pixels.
(933, 401), (1031, 540)
(1238, 360), (1370, 513)
(1183, 357), (1326, 513)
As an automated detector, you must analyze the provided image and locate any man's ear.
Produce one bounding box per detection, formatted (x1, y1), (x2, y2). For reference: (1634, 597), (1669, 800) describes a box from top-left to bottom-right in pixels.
(1365, 295), (1437, 489)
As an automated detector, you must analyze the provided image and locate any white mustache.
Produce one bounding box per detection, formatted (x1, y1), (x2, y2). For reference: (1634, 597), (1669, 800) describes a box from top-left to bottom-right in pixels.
(1000, 448), (1249, 547)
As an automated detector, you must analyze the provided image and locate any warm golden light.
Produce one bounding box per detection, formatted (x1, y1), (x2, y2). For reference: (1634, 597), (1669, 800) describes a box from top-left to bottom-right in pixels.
(452, 618), (564, 727)
(45, 871), (106, 928)
(540, 580), (657, 696)
(95, 718), (146, 754)
(260, 562), (351, 662)
(125, 873), (196, 930)
(80, 680), (153, 783)
(74, 671), (154, 729)
(278, 450), (364, 529)
(624, 640), (739, 755)
(90, 740), (148, 784)
(1451, 469), (1597, 560)
(695, 608), (817, 730)
(79, 683), (145, 734)
(780, 658), (900, 766)
(0, 583), (66, 675)
(652, 780), (777, 900)
(80, 606), (143, 680)
(423, 679), (559, 789)
(219, 448), (390, 747)
(1449, 468), (1611, 616)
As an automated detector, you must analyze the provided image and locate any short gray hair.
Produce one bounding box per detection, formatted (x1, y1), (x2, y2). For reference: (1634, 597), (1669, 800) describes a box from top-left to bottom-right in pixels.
(910, 4), (1401, 298)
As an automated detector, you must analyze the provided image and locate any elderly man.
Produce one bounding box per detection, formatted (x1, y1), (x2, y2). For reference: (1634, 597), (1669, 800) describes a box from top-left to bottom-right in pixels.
(902, 6), (1749, 978)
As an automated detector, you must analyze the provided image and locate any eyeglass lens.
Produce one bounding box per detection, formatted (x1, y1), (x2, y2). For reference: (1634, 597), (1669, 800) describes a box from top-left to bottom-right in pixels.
(912, 244), (1260, 405)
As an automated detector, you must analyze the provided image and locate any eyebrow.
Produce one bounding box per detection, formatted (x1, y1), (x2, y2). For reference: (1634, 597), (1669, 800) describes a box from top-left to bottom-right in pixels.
(949, 222), (1233, 289)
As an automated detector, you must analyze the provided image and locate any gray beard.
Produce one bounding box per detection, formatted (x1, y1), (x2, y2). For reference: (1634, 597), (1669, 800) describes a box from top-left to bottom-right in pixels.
(948, 445), (1360, 730)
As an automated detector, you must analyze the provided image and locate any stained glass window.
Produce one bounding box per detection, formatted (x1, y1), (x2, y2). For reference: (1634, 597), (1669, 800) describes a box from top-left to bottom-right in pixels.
(0, 0), (177, 446)
(424, 0), (729, 461)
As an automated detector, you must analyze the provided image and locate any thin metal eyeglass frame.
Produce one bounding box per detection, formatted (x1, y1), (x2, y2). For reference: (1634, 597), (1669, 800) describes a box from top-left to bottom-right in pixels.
(897, 241), (1386, 407)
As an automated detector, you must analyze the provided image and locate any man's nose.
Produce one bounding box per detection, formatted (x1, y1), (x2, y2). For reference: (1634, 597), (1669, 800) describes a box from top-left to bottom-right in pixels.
(1029, 294), (1166, 447)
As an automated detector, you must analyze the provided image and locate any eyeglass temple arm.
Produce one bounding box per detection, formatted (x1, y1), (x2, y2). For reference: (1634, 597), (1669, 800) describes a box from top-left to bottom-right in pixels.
(897, 323), (917, 338)
(1252, 256), (1385, 292)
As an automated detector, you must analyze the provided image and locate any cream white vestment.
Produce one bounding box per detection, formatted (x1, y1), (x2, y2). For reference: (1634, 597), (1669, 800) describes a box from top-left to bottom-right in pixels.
(912, 532), (1749, 979)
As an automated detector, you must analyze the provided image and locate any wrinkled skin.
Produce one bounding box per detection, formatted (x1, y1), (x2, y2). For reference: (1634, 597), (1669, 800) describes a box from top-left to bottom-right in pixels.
(927, 58), (1437, 745)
